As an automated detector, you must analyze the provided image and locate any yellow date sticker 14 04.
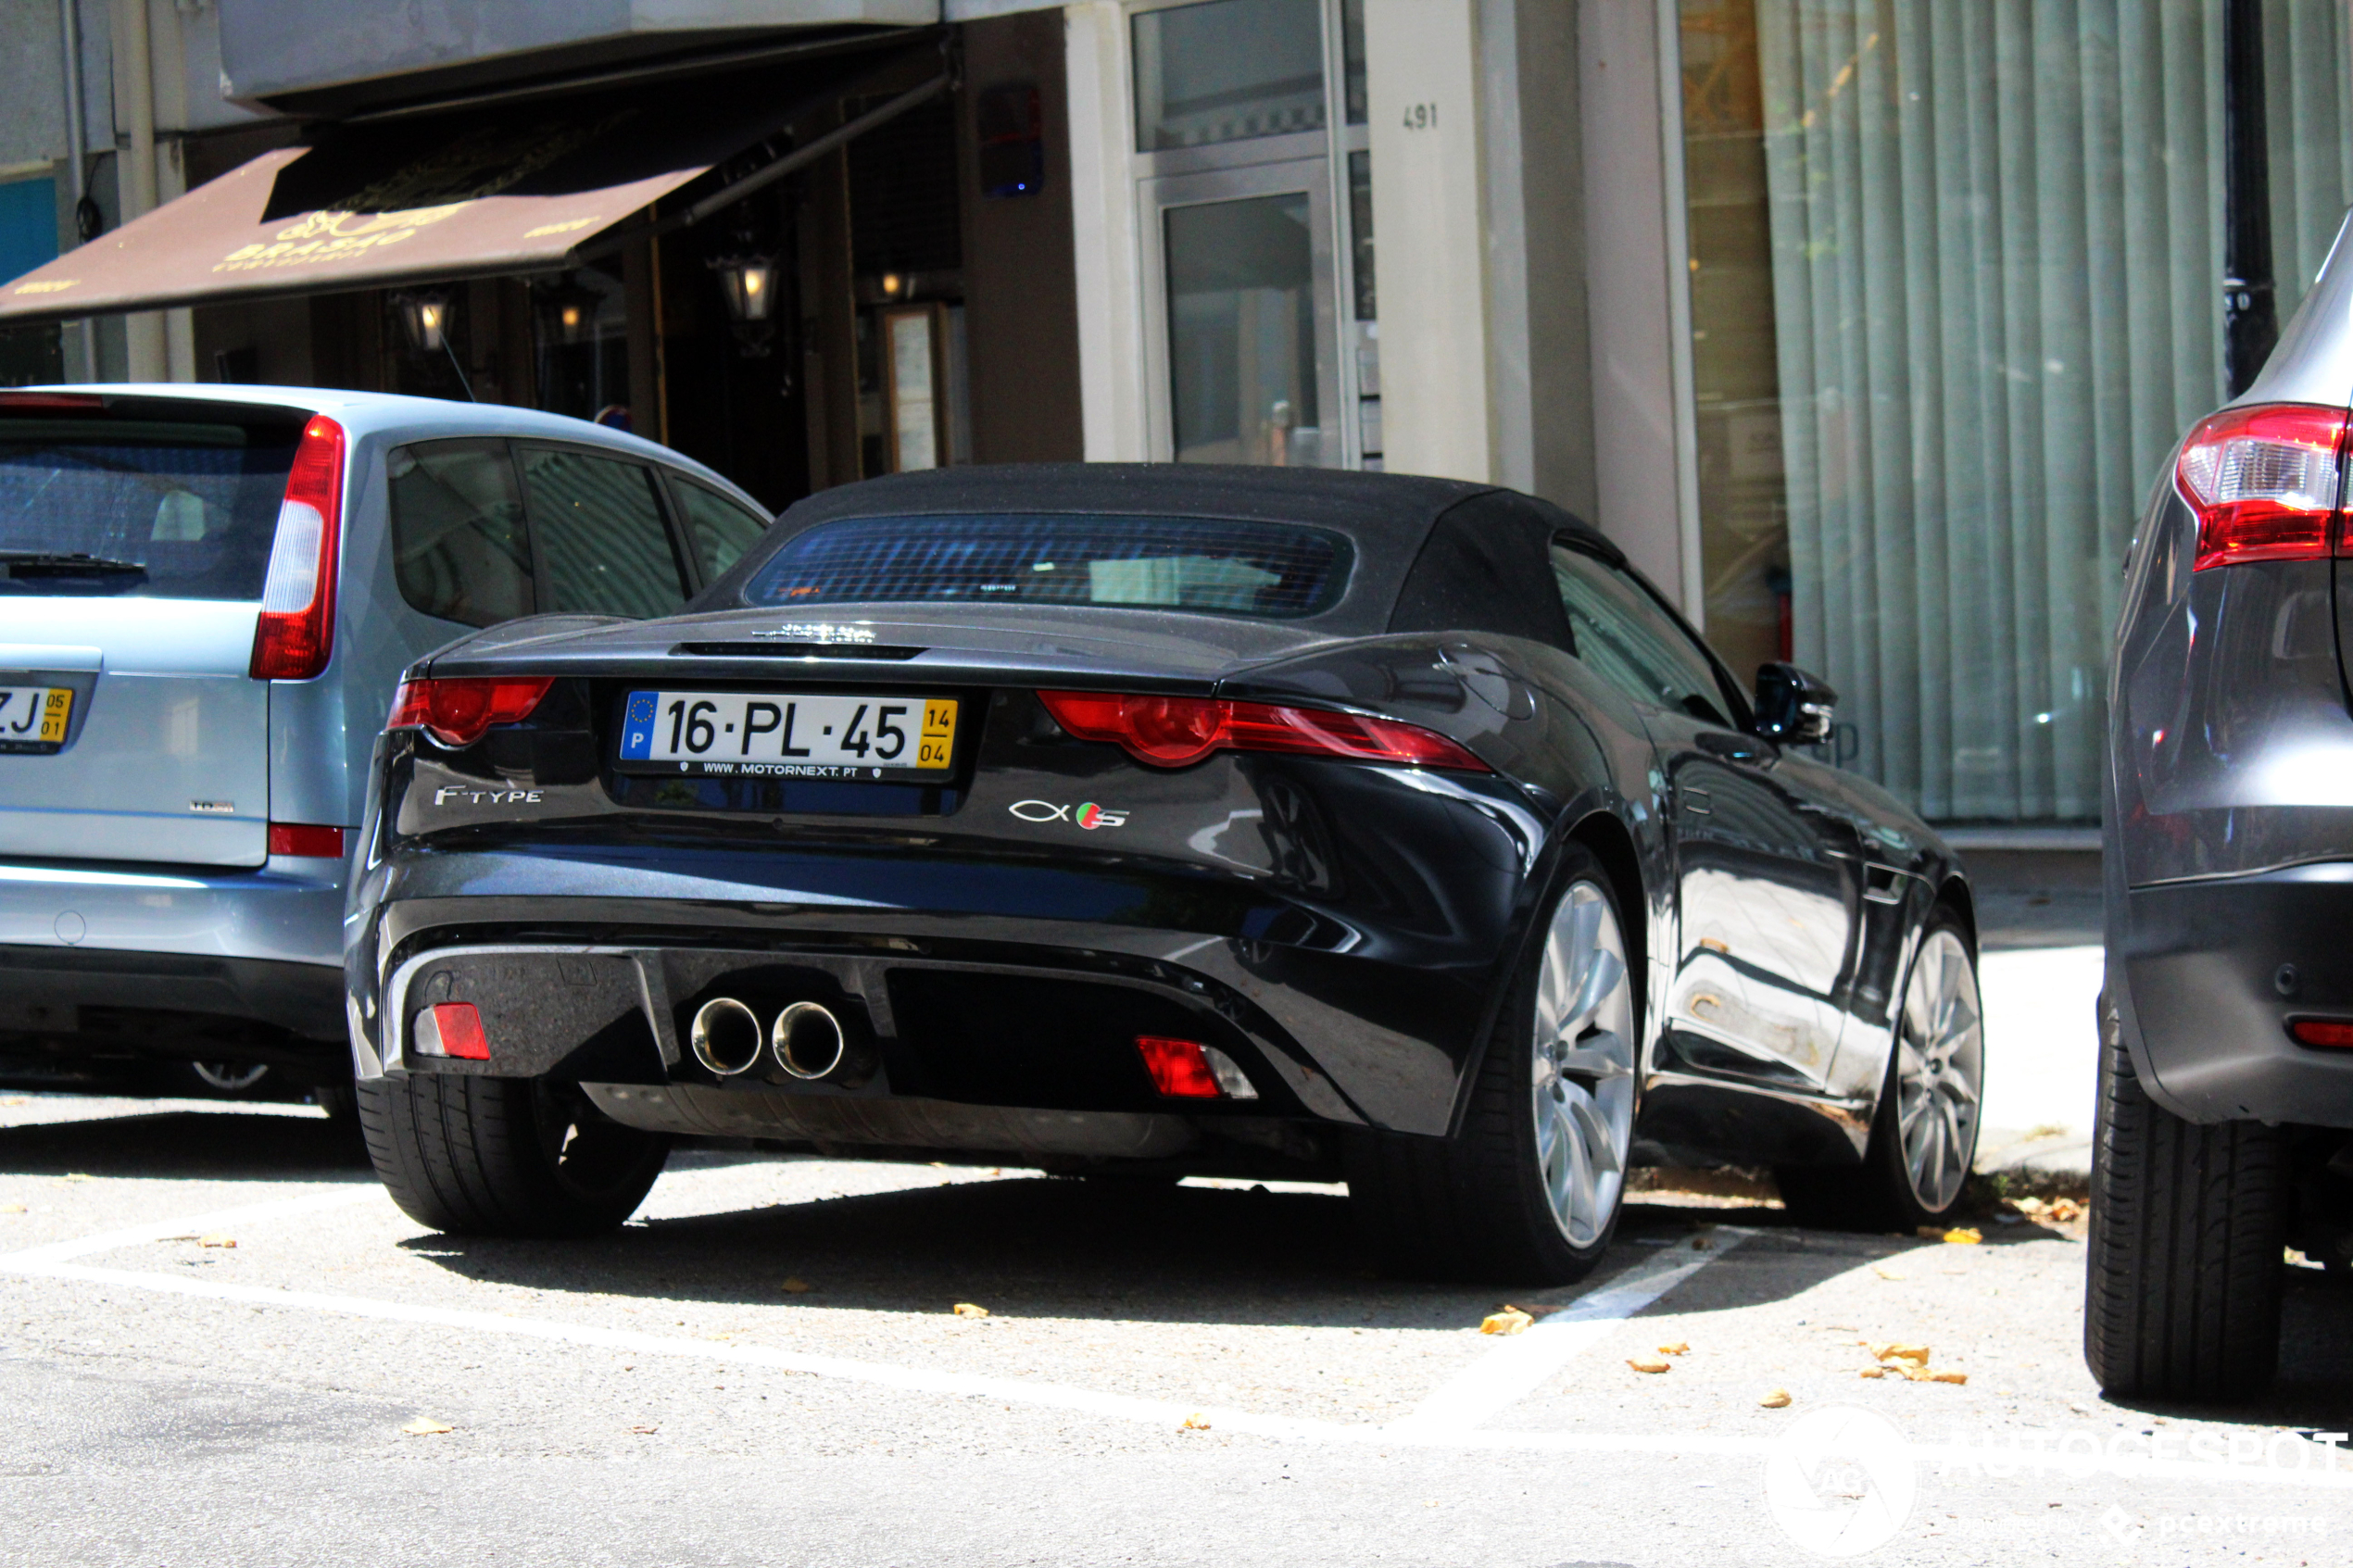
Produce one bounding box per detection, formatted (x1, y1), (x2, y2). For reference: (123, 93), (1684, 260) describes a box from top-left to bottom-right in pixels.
(918, 699), (957, 769)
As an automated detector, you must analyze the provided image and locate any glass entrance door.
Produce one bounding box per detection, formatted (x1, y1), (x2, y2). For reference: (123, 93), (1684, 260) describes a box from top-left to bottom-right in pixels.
(1144, 159), (1341, 468)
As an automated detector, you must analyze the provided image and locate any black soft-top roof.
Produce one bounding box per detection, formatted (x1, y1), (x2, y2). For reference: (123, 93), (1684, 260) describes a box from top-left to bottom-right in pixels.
(707, 463), (1614, 636)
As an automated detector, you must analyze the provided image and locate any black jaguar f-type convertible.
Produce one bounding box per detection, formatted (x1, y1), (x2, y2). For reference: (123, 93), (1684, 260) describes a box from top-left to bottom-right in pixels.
(347, 465), (1982, 1282)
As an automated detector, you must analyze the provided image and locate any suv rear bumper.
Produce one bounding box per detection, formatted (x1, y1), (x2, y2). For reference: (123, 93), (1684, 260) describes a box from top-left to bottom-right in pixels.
(2116, 862), (2353, 1126)
(0, 855), (346, 1050)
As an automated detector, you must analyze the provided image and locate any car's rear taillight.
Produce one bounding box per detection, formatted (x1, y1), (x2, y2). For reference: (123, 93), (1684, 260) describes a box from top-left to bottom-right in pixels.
(249, 415), (346, 679)
(2178, 402), (2349, 571)
(385, 676), (554, 748)
(1133, 1035), (1258, 1099)
(1038, 691), (1489, 771)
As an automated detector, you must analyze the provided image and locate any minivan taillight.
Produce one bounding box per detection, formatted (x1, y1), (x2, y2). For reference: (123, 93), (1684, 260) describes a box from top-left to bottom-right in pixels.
(249, 415), (346, 679)
(385, 676), (554, 747)
(2178, 402), (2348, 571)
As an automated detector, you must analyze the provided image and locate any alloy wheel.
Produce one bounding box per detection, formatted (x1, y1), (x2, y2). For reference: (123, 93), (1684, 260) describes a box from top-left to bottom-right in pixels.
(1894, 928), (1983, 1212)
(1529, 881), (1637, 1248)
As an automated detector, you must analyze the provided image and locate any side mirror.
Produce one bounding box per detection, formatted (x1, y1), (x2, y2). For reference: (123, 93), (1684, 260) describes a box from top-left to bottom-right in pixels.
(1754, 662), (1836, 745)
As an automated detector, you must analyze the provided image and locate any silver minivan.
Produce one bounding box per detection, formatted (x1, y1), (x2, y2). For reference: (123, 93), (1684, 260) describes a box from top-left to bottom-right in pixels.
(0, 384), (771, 1102)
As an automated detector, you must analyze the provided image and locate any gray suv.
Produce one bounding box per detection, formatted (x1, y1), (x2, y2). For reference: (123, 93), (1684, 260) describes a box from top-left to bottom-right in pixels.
(2096, 213), (2353, 1399)
(0, 384), (769, 1101)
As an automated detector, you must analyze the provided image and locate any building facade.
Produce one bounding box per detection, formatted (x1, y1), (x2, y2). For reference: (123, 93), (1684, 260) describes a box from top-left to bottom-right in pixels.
(5, 0), (2349, 834)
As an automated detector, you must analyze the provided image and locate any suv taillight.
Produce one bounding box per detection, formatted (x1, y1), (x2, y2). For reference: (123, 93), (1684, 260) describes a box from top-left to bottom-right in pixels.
(1037, 690), (1489, 771)
(2178, 402), (2349, 571)
(249, 415), (346, 680)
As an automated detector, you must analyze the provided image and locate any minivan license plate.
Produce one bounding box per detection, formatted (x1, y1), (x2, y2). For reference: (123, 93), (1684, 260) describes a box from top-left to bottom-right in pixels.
(0, 684), (72, 754)
(615, 690), (956, 781)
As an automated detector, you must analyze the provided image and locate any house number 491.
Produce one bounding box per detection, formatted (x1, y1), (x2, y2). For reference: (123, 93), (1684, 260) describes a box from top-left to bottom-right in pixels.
(1402, 102), (1438, 131)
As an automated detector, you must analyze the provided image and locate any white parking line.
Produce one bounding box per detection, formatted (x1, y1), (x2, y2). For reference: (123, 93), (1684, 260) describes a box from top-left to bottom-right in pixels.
(0, 1186), (377, 1268)
(6, 1198), (2350, 1488)
(1387, 1229), (1749, 1436)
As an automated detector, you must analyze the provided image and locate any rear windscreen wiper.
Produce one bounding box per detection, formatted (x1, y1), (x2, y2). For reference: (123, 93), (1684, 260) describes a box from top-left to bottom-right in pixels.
(0, 551), (146, 578)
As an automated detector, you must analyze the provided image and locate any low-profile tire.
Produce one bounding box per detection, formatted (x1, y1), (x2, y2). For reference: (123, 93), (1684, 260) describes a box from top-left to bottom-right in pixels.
(1347, 845), (1638, 1285)
(358, 1073), (669, 1238)
(1777, 911), (1983, 1233)
(2083, 990), (2285, 1400)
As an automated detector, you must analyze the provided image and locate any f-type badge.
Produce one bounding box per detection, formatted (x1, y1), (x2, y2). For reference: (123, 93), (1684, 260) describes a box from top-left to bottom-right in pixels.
(1010, 799), (1127, 829)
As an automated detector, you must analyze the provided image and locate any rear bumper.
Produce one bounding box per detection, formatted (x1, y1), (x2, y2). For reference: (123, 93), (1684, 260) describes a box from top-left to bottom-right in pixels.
(2115, 862), (2353, 1126)
(348, 835), (1523, 1140)
(0, 854), (346, 1047)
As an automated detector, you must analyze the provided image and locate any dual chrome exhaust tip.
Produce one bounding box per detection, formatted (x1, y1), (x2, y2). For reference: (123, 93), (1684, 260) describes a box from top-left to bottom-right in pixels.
(688, 997), (866, 1084)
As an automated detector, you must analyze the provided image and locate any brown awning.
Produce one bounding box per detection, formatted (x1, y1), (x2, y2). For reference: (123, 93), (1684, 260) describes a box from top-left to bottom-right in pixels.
(0, 51), (937, 323)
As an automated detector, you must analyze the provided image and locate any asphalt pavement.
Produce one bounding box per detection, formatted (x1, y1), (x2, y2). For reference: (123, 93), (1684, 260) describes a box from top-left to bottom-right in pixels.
(2, 1090), (2348, 1567)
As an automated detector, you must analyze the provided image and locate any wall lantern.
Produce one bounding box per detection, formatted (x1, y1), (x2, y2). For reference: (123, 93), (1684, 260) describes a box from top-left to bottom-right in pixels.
(393, 291), (450, 354)
(714, 256), (776, 324)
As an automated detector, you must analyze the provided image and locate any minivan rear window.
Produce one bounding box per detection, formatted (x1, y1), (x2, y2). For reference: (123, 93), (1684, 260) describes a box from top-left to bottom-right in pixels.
(0, 415), (302, 598)
(741, 514), (1351, 619)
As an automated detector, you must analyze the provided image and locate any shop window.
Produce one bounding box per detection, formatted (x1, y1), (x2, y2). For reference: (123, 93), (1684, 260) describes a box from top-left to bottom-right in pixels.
(1164, 193), (1320, 465)
(671, 478), (772, 582)
(1677, 0), (2353, 822)
(521, 446), (689, 620)
(1133, 0), (1327, 152)
(387, 440), (534, 628)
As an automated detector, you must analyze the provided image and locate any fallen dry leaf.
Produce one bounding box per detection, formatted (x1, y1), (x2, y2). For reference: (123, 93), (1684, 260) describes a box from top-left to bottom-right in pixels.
(1759, 1389), (1793, 1409)
(1692, 1236), (1712, 1250)
(0, 1203), (24, 1214)
(1181, 1412), (1211, 1431)
(952, 1302), (990, 1318)
(1867, 1342), (1931, 1365)
(399, 1417), (454, 1436)
(1930, 1371), (1968, 1386)
(2048, 1198), (2082, 1223)
(1870, 1266), (1906, 1280)
(61, 1173), (92, 1183)
(1480, 1310), (1533, 1336)
(1858, 1367), (1887, 1379)
(1501, 1301), (1560, 1320)
(197, 1234), (235, 1249)
(1627, 1357), (1671, 1374)
(0, 1097), (26, 1107)
(1656, 1341), (1690, 1356)
(1896, 1364), (1939, 1383)
(1942, 1227), (1983, 1246)
(781, 1277), (812, 1294)
(629, 1424), (659, 1435)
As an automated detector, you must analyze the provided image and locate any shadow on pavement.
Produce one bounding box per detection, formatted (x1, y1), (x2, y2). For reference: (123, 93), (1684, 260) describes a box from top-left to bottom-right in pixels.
(386, 1179), (1923, 1331)
(0, 1110), (372, 1181)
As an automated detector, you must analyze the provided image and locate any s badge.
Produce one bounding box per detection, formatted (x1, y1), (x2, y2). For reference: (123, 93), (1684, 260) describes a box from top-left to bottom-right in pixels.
(1010, 799), (1127, 829)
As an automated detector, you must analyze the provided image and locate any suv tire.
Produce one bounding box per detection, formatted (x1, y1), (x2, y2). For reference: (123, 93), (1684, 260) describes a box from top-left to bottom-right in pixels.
(359, 1073), (669, 1238)
(2083, 990), (2285, 1399)
(1348, 846), (1638, 1284)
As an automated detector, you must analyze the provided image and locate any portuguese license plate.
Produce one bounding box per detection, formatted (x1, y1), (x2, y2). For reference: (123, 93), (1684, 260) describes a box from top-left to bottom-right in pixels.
(0, 684), (72, 754)
(615, 690), (957, 780)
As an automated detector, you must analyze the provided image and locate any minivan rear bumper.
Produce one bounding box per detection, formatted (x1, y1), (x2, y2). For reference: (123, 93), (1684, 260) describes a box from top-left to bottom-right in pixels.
(2116, 861), (2353, 1126)
(0, 854), (346, 1047)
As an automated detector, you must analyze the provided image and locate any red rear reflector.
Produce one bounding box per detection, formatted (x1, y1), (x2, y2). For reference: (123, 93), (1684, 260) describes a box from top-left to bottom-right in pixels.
(250, 415), (346, 679)
(267, 823), (346, 859)
(385, 676), (554, 747)
(417, 1001), (491, 1061)
(1136, 1035), (1224, 1098)
(2177, 403), (2349, 571)
(2288, 1018), (2353, 1049)
(1038, 691), (1489, 771)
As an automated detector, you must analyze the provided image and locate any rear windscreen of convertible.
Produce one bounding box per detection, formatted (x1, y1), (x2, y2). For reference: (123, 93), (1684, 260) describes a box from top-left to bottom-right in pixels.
(741, 514), (1351, 619)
